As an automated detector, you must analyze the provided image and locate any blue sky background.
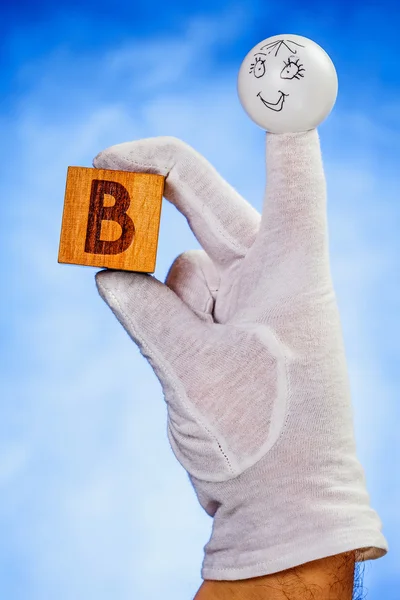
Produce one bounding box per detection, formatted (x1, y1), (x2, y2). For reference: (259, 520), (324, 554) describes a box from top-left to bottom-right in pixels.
(1, 1), (399, 598)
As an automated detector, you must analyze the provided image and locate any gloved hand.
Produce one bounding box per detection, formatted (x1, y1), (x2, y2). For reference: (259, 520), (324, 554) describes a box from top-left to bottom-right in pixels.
(93, 131), (388, 581)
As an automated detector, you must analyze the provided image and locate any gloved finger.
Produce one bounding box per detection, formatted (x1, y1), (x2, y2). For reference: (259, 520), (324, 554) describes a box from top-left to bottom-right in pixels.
(240, 129), (330, 310)
(95, 268), (211, 370)
(165, 249), (220, 323)
(93, 136), (261, 271)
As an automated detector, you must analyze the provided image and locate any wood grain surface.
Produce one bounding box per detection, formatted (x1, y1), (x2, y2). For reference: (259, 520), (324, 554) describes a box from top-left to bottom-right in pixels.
(58, 167), (165, 272)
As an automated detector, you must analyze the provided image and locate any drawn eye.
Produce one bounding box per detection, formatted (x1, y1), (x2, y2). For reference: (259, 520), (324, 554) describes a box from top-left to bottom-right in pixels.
(280, 57), (305, 80)
(249, 56), (266, 78)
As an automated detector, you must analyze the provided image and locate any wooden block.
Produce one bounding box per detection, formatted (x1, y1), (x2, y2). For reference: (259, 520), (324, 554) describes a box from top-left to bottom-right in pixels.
(58, 167), (165, 273)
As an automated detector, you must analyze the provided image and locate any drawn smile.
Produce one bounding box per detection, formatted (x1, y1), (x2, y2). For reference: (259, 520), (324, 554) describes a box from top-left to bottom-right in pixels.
(257, 90), (288, 112)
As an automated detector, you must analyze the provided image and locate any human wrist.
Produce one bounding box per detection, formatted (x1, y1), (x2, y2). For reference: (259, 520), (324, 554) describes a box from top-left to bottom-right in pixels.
(194, 552), (355, 600)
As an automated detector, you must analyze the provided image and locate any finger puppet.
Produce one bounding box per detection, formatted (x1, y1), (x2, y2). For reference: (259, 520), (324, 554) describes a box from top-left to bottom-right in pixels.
(237, 34), (338, 132)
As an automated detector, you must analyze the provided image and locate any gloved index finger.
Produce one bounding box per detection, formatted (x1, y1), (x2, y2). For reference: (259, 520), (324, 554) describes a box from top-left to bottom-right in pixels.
(93, 136), (261, 271)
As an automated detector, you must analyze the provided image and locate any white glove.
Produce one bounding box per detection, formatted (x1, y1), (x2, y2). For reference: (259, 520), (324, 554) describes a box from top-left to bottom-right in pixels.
(93, 131), (388, 581)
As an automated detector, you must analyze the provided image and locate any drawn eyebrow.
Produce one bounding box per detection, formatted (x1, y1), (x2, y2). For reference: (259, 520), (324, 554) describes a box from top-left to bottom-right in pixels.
(259, 39), (305, 57)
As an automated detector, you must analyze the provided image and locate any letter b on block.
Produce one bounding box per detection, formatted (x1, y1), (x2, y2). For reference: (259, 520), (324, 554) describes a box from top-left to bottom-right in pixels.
(58, 166), (164, 273)
(84, 179), (135, 255)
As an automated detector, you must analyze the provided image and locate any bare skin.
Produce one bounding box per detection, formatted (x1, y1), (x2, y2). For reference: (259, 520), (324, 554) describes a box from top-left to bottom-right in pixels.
(194, 551), (356, 600)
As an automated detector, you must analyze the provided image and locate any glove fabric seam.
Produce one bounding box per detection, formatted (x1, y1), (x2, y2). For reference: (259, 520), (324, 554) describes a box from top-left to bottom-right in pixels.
(99, 282), (239, 480)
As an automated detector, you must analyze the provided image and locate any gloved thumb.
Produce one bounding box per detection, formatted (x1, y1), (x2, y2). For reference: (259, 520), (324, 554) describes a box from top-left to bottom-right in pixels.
(95, 269), (212, 371)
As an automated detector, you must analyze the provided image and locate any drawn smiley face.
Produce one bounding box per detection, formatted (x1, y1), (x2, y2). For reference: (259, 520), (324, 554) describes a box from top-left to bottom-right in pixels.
(237, 34), (338, 133)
